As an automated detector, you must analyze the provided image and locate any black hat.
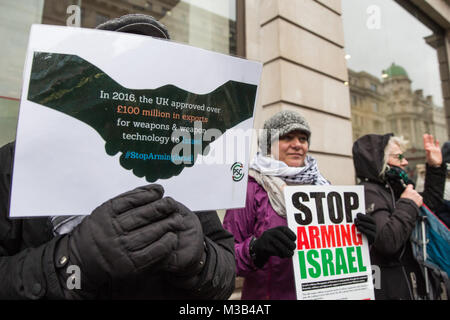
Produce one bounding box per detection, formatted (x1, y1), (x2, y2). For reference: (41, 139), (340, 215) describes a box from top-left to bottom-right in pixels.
(96, 14), (170, 39)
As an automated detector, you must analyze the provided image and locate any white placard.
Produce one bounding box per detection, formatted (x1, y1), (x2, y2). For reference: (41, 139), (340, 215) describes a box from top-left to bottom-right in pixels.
(284, 185), (375, 300)
(10, 24), (262, 217)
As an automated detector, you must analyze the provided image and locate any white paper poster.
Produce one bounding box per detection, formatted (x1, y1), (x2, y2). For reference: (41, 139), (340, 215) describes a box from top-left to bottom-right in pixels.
(284, 185), (375, 300)
(10, 24), (262, 217)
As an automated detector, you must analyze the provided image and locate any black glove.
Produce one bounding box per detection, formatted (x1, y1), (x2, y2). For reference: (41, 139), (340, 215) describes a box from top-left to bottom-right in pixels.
(161, 201), (207, 290)
(56, 184), (188, 291)
(354, 213), (377, 245)
(250, 226), (296, 268)
(163, 200), (205, 277)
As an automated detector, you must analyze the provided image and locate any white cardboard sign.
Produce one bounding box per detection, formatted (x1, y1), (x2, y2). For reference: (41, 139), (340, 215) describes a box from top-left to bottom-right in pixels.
(10, 25), (262, 217)
(284, 185), (375, 300)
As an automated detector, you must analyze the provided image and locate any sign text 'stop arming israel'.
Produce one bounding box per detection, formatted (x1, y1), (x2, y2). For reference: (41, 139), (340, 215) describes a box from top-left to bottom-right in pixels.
(284, 185), (375, 300)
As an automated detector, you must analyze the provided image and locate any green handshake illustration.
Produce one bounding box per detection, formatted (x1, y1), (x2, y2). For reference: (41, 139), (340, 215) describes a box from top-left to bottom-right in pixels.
(27, 51), (257, 182)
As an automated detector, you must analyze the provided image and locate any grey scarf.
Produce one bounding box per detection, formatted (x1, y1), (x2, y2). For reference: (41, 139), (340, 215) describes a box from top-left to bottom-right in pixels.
(249, 153), (330, 217)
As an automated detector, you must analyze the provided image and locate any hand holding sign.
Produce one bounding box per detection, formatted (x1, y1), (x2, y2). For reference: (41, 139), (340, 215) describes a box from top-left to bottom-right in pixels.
(251, 226), (297, 268)
(354, 213), (377, 245)
(58, 184), (205, 291)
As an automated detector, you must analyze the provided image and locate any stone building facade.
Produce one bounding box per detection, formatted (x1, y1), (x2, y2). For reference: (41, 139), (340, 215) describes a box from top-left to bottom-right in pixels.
(349, 63), (448, 178)
(1, 0), (449, 301)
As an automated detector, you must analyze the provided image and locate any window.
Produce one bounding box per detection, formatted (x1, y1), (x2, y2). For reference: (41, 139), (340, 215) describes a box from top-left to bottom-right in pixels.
(0, 0), (44, 146)
(343, 0), (447, 178)
(372, 102), (378, 112)
(0, 0), (239, 145)
(390, 119), (397, 133)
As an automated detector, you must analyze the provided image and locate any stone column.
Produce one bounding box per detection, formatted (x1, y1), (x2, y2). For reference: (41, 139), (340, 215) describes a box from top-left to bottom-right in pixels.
(443, 31), (450, 140)
(430, 32), (450, 140)
(245, 0), (354, 184)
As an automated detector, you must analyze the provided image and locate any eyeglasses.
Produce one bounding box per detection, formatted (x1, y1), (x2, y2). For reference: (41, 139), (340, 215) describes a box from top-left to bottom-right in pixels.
(390, 153), (406, 161)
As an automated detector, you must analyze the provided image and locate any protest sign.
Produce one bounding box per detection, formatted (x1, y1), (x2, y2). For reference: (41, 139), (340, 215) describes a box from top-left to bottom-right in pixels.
(284, 185), (375, 300)
(9, 24), (262, 217)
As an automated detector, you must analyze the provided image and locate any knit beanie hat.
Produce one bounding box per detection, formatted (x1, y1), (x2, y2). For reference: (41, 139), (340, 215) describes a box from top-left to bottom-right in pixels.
(96, 14), (170, 39)
(259, 110), (311, 155)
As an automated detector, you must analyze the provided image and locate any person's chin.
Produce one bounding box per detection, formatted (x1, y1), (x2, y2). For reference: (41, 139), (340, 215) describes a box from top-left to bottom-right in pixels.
(286, 158), (305, 167)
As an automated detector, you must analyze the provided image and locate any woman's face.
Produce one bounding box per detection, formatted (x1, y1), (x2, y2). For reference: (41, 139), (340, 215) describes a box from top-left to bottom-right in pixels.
(387, 143), (408, 170)
(271, 130), (309, 167)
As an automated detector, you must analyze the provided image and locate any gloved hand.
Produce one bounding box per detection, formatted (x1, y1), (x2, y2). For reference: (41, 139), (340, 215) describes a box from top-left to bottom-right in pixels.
(250, 226), (296, 268)
(60, 184), (186, 288)
(354, 213), (377, 245)
(161, 201), (207, 290)
(163, 200), (205, 277)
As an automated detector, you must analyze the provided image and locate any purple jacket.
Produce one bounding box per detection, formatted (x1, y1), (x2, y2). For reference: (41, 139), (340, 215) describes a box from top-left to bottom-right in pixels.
(223, 176), (296, 300)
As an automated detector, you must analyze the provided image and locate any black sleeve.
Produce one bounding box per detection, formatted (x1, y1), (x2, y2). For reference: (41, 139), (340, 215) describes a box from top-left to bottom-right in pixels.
(0, 236), (66, 299)
(0, 142), (67, 299)
(0, 142), (15, 236)
(421, 163), (446, 212)
(169, 210), (236, 300)
(364, 183), (419, 257)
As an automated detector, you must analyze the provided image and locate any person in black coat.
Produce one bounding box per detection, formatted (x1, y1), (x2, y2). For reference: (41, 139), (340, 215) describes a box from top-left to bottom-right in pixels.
(0, 15), (235, 300)
(352, 133), (445, 300)
(435, 141), (450, 228)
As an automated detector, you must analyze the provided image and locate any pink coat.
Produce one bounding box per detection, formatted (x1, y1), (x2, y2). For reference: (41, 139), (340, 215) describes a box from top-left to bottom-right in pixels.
(223, 176), (297, 300)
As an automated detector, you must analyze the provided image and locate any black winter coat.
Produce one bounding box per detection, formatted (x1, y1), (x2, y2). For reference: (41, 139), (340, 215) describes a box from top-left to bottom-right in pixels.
(353, 134), (446, 300)
(0, 141), (235, 299)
